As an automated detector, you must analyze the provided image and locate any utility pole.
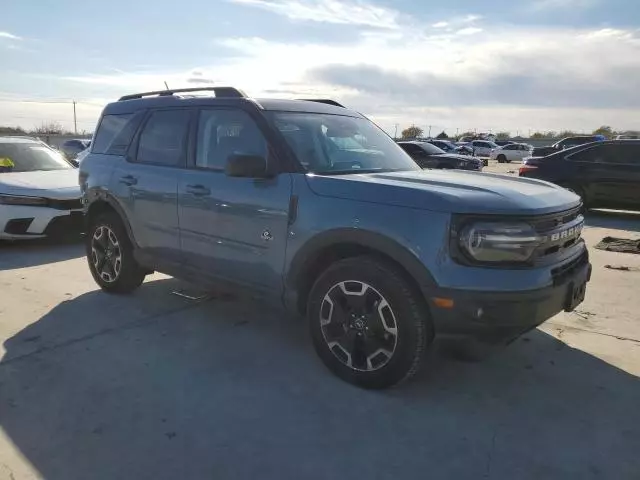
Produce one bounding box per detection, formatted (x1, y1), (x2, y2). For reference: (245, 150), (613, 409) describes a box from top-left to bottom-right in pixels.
(394, 124), (399, 139)
(428, 125), (432, 138)
(72, 100), (77, 135)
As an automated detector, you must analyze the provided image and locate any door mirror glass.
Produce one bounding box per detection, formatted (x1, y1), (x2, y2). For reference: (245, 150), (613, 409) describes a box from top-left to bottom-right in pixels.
(225, 154), (270, 178)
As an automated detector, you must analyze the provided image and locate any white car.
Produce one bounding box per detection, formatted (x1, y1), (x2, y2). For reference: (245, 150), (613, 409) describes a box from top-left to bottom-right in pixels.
(468, 140), (500, 157)
(0, 137), (82, 240)
(490, 143), (534, 163)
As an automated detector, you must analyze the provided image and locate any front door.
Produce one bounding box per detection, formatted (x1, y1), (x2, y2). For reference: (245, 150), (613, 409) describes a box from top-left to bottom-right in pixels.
(178, 107), (292, 293)
(110, 108), (191, 265)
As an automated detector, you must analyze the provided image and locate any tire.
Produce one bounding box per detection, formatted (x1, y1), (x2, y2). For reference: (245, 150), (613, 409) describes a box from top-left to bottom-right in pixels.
(497, 155), (507, 164)
(308, 256), (433, 389)
(86, 211), (146, 294)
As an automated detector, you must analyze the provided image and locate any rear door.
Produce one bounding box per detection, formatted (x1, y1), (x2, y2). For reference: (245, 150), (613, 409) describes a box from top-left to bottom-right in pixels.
(110, 108), (192, 265)
(567, 143), (636, 207)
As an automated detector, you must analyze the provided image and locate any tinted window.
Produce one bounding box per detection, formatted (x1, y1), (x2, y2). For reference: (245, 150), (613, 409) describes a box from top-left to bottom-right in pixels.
(399, 144), (424, 156)
(417, 143), (445, 155)
(196, 109), (267, 170)
(137, 110), (190, 166)
(503, 145), (515, 150)
(93, 114), (134, 155)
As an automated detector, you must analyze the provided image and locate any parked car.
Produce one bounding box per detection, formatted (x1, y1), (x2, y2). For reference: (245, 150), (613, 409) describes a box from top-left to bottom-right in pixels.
(468, 140), (499, 157)
(494, 140), (515, 147)
(490, 143), (533, 163)
(398, 141), (483, 171)
(615, 134), (639, 140)
(519, 140), (640, 210)
(426, 139), (458, 153)
(60, 139), (91, 161)
(80, 87), (591, 389)
(0, 136), (83, 239)
(531, 135), (605, 158)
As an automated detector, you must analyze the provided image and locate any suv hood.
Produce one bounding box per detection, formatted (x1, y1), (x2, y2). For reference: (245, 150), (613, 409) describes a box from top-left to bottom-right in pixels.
(0, 169), (81, 200)
(306, 169), (580, 215)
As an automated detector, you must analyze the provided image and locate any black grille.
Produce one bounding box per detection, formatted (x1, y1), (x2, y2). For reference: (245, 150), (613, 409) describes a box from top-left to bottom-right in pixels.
(551, 251), (589, 286)
(4, 218), (34, 235)
(43, 212), (84, 237)
(46, 198), (83, 210)
(529, 206), (582, 233)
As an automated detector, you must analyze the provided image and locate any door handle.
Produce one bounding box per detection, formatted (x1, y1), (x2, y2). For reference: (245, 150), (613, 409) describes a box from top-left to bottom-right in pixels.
(185, 184), (211, 196)
(119, 175), (138, 186)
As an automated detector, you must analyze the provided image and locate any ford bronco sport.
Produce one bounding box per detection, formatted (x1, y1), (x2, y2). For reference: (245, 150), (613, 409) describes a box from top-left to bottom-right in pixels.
(80, 87), (591, 389)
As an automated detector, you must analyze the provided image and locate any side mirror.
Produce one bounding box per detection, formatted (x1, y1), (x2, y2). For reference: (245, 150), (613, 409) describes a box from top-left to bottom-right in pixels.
(225, 154), (270, 178)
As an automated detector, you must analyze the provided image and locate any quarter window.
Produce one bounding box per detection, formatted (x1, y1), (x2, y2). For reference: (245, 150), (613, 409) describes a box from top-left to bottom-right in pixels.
(93, 114), (135, 155)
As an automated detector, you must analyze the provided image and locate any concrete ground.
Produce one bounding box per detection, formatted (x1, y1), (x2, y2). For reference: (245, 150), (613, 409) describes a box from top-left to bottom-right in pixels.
(1, 161), (639, 480)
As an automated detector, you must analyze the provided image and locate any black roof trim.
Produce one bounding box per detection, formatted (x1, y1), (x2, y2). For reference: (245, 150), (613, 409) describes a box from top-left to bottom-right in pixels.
(297, 99), (345, 108)
(119, 87), (247, 101)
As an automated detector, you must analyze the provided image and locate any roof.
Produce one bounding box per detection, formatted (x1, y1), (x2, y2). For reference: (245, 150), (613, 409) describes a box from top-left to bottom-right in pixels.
(103, 89), (360, 117)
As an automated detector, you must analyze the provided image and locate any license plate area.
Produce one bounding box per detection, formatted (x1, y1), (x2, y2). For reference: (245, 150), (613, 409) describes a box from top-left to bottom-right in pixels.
(564, 278), (588, 312)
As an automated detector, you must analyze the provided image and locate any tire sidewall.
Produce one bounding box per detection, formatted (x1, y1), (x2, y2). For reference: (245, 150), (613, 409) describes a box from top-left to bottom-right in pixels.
(308, 258), (430, 389)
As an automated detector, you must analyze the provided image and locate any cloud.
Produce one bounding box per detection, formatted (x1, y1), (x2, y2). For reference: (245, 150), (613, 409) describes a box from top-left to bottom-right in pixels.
(432, 21), (449, 28)
(529, 0), (598, 11)
(44, 23), (640, 134)
(455, 27), (483, 35)
(228, 0), (400, 28)
(0, 31), (22, 41)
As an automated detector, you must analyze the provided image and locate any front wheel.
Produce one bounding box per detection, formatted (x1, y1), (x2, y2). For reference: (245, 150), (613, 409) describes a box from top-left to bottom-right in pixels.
(86, 212), (147, 294)
(497, 155), (506, 163)
(308, 256), (433, 389)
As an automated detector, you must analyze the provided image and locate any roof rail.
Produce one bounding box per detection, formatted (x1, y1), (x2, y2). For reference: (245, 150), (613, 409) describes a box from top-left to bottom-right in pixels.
(299, 99), (345, 108)
(118, 87), (247, 101)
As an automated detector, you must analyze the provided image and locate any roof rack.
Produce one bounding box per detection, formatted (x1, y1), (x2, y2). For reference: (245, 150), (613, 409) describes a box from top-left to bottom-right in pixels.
(118, 87), (247, 101)
(299, 99), (345, 108)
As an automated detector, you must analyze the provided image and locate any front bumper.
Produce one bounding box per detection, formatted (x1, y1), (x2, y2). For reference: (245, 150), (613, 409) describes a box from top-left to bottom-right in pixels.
(430, 257), (592, 345)
(0, 205), (83, 240)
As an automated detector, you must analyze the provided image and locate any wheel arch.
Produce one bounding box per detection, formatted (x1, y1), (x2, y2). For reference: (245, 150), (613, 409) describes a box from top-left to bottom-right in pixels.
(285, 228), (437, 315)
(85, 195), (138, 247)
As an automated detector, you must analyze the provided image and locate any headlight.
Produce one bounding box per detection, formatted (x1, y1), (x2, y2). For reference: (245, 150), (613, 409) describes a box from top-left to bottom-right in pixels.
(0, 194), (48, 206)
(459, 222), (541, 263)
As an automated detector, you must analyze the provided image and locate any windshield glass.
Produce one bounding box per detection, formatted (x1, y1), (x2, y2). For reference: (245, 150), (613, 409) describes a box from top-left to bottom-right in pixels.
(0, 143), (72, 172)
(268, 112), (420, 175)
(417, 142), (446, 155)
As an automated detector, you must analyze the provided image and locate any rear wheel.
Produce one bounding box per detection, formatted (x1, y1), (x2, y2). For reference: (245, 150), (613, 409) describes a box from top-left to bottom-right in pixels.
(86, 212), (146, 294)
(497, 154), (507, 163)
(308, 256), (433, 389)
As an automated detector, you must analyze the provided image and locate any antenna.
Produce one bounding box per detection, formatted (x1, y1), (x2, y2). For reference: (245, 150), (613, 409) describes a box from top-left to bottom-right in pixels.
(164, 81), (170, 90)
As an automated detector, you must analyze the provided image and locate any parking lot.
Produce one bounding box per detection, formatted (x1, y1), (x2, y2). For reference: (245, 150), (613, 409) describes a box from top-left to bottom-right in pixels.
(1, 160), (639, 480)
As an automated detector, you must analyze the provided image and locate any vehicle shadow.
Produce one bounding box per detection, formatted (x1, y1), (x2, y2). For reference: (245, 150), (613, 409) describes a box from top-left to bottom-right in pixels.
(585, 209), (640, 233)
(0, 237), (84, 271)
(1, 278), (639, 479)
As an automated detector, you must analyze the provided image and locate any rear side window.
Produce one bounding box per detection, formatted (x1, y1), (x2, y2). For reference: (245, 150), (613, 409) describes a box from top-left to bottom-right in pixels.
(93, 113), (140, 155)
(136, 110), (190, 167)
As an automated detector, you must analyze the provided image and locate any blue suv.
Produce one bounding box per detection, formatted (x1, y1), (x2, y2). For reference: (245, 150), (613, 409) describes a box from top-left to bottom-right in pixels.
(80, 87), (591, 389)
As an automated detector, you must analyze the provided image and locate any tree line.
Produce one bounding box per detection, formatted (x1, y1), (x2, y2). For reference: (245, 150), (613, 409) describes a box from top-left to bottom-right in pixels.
(0, 121), (83, 136)
(399, 125), (625, 140)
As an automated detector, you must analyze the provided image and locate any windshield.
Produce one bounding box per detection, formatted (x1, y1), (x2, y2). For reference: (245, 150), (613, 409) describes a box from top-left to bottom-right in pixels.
(0, 143), (72, 172)
(417, 142), (446, 155)
(268, 112), (420, 175)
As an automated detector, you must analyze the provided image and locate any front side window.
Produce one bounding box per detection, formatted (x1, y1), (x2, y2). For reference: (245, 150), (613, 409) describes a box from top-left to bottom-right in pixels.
(269, 112), (419, 175)
(196, 109), (267, 170)
(0, 142), (72, 172)
(136, 110), (190, 167)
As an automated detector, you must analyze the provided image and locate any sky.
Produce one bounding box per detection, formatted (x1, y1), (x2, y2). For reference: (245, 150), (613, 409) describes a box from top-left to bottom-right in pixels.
(1, 0), (639, 136)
